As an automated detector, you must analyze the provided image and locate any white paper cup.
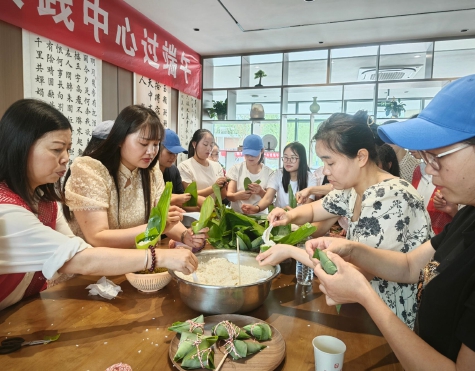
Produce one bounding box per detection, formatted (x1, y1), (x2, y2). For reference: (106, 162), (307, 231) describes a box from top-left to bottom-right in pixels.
(313, 335), (346, 371)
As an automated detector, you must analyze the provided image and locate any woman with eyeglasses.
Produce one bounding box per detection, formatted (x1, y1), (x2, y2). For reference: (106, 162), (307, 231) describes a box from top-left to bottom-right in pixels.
(305, 75), (475, 369)
(227, 135), (275, 214)
(241, 142), (316, 214)
(64, 105), (207, 250)
(409, 149), (458, 235)
(178, 129), (227, 200)
(261, 110), (432, 329)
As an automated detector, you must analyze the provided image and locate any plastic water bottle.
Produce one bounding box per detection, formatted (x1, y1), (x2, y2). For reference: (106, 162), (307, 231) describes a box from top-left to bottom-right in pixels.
(296, 241), (313, 286)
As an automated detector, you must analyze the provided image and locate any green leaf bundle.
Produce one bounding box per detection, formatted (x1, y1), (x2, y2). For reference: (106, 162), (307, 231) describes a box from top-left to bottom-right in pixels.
(180, 338), (216, 370)
(312, 250), (341, 313)
(192, 196), (214, 234)
(277, 222), (316, 246)
(183, 181), (198, 206)
(244, 177), (261, 190)
(211, 321), (250, 340)
(288, 185), (297, 208)
(242, 323), (272, 341)
(168, 314), (205, 334)
(135, 182), (173, 248)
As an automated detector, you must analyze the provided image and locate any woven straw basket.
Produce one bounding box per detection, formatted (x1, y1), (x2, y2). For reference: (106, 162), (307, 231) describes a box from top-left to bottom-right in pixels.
(125, 271), (172, 293)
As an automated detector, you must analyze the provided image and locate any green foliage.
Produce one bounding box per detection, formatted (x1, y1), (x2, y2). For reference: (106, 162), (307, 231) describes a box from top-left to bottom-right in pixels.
(208, 99), (227, 119)
(135, 182), (173, 248)
(192, 196), (214, 234)
(288, 186), (297, 208)
(378, 97), (406, 117)
(183, 181), (198, 206)
(254, 70), (267, 79)
(312, 249), (341, 313)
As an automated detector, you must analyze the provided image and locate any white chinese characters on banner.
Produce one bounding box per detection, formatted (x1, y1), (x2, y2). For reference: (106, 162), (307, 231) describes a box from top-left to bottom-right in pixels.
(177, 92), (201, 165)
(23, 30), (102, 164)
(135, 75), (171, 129)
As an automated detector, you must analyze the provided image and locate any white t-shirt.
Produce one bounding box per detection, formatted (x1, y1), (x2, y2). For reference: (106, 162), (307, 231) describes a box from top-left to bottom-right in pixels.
(0, 203), (91, 310)
(226, 162), (275, 214)
(268, 169), (317, 208)
(178, 158), (224, 193)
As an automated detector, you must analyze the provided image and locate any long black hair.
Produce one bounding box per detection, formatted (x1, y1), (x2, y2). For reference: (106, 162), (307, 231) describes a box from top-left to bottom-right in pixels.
(313, 110), (379, 163)
(63, 105), (164, 223)
(376, 144), (400, 176)
(187, 129), (214, 159)
(282, 142), (309, 193)
(0, 99), (72, 211)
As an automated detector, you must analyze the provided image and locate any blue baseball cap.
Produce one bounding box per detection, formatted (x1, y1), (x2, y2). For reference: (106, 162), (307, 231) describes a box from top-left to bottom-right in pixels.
(378, 74), (475, 150)
(242, 134), (264, 157)
(162, 129), (188, 154)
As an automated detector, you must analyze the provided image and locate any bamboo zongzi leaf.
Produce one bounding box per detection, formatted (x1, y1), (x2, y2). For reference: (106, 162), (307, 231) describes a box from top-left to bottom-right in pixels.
(274, 222), (316, 246)
(244, 340), (267, 355)
(181, 339), (215, 370)
(244, 177), (252, 190)
(288, 185), (297, 208)
(227, 339), (248, 360)
(168, 314), (205, 334)
(192, 196), (215, 234)
(243, 323), (272, 341)
(312, 249), (341, 313)
(183, 181), (198, 206)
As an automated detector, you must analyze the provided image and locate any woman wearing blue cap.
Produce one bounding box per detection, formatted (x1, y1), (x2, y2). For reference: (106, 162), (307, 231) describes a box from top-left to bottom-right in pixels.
(227, 134), (275, 214)
(157, 129), (194, 208)
(306, 75), (475, 368)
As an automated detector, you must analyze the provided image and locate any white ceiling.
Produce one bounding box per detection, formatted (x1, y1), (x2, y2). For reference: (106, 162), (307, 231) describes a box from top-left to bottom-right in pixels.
(124, 0), (475, 56)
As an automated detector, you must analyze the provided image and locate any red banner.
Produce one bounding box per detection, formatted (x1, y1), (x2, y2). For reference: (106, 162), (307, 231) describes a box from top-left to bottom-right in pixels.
(1, 0), (202, 99)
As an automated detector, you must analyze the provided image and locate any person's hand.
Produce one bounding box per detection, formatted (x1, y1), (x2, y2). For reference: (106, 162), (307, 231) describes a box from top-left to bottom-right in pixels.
(247, 183), (263, 195)
(163, 206), (185, 233)
(296, 188), (311, 204)
(158, 248), (198, 275)
(173, 193), (192, 206)
(238, 190), (253, 200)
(215, 176), (228, 188)
(183, 227), (209, 249)
(433, 189), (458, 217)
(241, 203), (259, 214)
(305, 237), (353, 266)
(256, 244), (293, 266)
(267, 207), (291, 226)
(283, 205), (293, 211)
(314, 251), (372, 306)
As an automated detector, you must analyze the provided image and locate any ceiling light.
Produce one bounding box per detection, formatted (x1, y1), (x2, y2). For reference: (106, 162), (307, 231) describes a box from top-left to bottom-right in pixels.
(319, 41), (324, 44)
(461, 29), (468, 32)
(304, 0), (315, 2)
(251, 94), (258, 97)
(414, 55), (421, 58)
(193, 28), (199, 31)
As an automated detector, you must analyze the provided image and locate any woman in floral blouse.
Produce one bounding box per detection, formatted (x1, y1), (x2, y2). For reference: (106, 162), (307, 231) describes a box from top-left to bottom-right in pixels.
(261, 110), (433, 329)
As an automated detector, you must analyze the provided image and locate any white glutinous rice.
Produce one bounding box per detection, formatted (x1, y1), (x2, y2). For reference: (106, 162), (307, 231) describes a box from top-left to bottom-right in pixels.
(175, 257), (272, 286)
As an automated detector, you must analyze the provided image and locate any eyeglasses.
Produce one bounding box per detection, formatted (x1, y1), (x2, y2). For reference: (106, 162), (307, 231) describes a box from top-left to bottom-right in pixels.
(418, 143), (470, 171)
(282, 156), (299, 164)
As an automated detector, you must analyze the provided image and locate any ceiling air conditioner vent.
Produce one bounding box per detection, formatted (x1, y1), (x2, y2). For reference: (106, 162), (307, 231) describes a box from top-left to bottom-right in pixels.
(357, 66), (423, 81)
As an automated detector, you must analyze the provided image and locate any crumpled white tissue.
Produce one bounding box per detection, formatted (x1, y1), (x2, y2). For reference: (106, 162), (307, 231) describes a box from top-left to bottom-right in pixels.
(86, 276), (122, 299)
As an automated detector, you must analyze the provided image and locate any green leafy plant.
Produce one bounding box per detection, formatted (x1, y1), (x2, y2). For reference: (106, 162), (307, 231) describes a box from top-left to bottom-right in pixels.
(254, 70), (267, 87)
(135, 182), (173, 248)
(378, 97), (406, 117)
(183, 181), (198, 206)
(244, 177), (261, 190)
(207, 99), (227, 119)
(288, 186), (297, 208)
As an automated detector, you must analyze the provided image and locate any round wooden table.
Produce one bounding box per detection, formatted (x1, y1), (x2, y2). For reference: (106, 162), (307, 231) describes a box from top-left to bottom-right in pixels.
(0, 242), (402, 371)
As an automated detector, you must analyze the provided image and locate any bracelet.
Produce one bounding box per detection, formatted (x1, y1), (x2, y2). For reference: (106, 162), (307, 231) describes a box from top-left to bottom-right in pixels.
(180, 229), (188, 243)
(256, 204), (261, 212)
(143, 249), (149, 271)
(148, 245), (156, 273)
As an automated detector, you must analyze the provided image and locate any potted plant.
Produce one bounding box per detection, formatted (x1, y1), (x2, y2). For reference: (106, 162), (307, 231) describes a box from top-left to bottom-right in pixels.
(208, 99), (227, 120)
(254, 70), (267, 87)
(378, 97), (406, 118)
